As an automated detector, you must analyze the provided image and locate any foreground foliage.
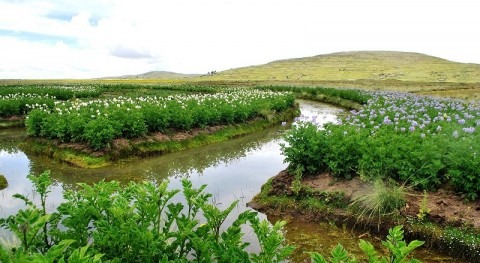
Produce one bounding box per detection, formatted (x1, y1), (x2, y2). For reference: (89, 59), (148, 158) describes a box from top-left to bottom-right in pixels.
(311, 226), (424, 263)
(0, 171), (426, 262)
(0, 171), (294, 262)
(283, 92), (480, 199)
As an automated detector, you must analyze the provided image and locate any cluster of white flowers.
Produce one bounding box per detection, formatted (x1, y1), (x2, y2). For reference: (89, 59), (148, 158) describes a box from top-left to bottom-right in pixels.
(32, 89), (292, 119)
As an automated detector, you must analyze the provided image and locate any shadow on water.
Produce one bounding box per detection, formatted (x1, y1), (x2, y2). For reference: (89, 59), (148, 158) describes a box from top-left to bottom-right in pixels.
(0, 100), (460, 262)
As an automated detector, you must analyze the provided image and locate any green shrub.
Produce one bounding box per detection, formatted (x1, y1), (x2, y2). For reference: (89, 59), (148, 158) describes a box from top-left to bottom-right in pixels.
(310, 225), (424, 263)
(83, 118), (121, 150)
(445, 136), (480, 200)
(282, 122), (328, 176)
(0, 171), (295, 262)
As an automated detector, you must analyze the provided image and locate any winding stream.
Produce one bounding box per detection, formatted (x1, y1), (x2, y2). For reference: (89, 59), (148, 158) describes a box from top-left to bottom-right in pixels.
(0, 100), (458, 262)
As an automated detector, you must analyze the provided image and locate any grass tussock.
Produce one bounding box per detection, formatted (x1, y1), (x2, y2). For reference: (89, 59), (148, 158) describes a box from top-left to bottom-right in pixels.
(350, 179), (407, 225)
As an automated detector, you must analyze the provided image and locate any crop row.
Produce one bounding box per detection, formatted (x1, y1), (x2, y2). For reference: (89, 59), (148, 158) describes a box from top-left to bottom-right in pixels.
(0, 85), (102, 100)
(26, 89), (295, 150)
(256, 86), (371, 104)
(0, 93), (55, 117)
(97, 83), (221, 93)
(283, 92), (480, 199)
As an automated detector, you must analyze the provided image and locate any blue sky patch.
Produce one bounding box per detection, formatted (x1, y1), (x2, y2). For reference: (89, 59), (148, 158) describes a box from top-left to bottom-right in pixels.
(0, 29), (78, 46)
(46, 11), (101, 26)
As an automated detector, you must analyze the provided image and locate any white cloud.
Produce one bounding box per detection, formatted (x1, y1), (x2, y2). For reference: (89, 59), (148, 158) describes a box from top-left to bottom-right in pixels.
(0, 0), (479, 79)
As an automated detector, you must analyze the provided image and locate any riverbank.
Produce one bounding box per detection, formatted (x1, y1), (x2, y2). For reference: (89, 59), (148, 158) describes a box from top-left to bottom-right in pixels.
(0, 116), (24, 129)
(248, 170), (480, 262)
(19, 106), (299, 168)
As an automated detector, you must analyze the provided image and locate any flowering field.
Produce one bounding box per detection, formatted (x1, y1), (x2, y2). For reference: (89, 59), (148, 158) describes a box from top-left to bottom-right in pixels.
(0, 85), (102, 117)
(283, 91), (480, 199)
(26, 89), (295, 150)
(0, 85), (102, 100)
(0, 93), (55, 117)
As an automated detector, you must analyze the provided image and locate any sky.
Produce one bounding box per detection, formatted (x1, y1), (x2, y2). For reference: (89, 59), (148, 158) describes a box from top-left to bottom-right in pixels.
(1, 0), (479, 79)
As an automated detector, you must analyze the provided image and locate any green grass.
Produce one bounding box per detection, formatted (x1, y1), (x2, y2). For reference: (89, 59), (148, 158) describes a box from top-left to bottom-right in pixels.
(200, 51), (480, 84)
(350, 179), (407, 225)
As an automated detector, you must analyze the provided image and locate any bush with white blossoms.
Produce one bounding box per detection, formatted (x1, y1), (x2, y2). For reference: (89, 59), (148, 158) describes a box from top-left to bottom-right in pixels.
(283, 91), (480, 200)
(26, 89), (295, 150)
(0, 85), (101, 100)
(0, 85), (102, 117)
(0, 93), (56, 117)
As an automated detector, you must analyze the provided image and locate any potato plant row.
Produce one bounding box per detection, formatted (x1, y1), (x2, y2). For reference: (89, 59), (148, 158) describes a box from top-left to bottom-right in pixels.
(0, 85), (102, 100)
(0, 93), (55, 117)
(0, 86), (103, 117)
(283, 92), (480, 199)
(26, 89), (295, 150)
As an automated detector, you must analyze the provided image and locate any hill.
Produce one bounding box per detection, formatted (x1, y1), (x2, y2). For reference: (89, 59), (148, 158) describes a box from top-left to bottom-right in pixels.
(104, 71), (201, 80)
(201, 51), (480, 83)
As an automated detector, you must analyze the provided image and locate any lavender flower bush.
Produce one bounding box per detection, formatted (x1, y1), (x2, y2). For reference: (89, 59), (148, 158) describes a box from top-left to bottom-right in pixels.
(283, 91), (480, 199)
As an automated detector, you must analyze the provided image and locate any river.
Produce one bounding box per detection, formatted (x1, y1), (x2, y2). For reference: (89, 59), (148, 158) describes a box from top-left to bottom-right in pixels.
(0, 100), (458, 262)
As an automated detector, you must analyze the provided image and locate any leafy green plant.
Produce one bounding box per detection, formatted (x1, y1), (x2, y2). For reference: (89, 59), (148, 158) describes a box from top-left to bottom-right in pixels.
(290, 166), (303, 196)
(445, 136), (480, 200)
(281, 122), (328, 176)
(1, 171), (295, 262)
(0, 239), (103, 263)
(416, 191), (431, 221)
(310, 226), (424, 263)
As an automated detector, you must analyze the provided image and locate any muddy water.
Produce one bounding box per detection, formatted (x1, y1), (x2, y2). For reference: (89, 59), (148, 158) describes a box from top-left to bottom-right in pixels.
(0, 100), (458, 262)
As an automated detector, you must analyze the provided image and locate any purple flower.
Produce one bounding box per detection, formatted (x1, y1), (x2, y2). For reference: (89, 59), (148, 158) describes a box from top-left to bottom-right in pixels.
(458, 119), (466, 125)
(463, 127), (475, 134)
(383, 116), (392, 125)
(409, 126), (415, 132)
(453, 130), (459, 138)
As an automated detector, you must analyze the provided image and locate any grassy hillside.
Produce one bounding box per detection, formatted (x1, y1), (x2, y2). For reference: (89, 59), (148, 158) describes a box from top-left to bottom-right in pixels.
(104, 71), (201, 80)
(200, 51), (480, 83)
(2, 51), (479, 100)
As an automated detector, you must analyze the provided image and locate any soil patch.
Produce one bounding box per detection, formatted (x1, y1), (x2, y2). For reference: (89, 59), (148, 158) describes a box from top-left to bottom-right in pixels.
(53, 125), (227, 154)
(301, 173), (480, 228)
